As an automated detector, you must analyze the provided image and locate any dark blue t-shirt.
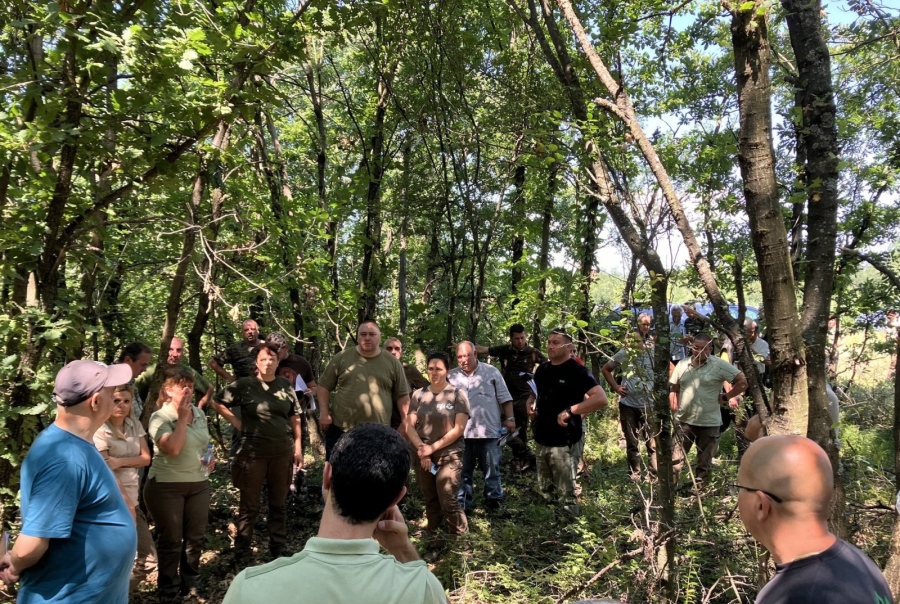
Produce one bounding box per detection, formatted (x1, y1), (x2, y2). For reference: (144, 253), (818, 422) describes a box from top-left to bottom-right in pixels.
(18, 424), (136, 604)
(756, 539), (894, 604)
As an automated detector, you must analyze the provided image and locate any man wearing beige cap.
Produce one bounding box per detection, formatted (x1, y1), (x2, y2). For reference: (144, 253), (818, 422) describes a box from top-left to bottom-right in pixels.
(0, 360), (137, 604)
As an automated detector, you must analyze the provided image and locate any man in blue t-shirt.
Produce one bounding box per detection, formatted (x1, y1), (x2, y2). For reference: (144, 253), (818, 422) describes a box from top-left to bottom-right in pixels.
(0, 360), (137, 604)
(736, 435), (894, 604)
(527, 329), (608, 515)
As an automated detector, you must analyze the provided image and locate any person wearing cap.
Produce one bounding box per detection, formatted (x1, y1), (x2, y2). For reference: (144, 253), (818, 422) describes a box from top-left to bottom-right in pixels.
(0, 360), (136, 603)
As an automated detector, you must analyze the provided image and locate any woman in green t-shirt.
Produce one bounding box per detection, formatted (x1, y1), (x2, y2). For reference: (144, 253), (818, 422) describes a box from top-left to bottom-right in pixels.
(211, 341), (302, 562)
(144, 365), (212, 604)
(406, 352), (471, 537)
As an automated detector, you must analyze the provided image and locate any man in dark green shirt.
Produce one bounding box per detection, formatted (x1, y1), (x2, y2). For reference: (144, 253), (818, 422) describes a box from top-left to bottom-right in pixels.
(473, 324), (546, 470)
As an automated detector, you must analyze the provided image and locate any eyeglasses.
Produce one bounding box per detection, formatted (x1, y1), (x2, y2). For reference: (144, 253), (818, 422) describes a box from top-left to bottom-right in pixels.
(385, 346), (400, 351)
(729, 483), (784, 503)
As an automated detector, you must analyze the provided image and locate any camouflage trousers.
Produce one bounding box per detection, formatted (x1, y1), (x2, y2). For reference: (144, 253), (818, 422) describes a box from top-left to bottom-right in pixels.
(535, 436), (584, 515)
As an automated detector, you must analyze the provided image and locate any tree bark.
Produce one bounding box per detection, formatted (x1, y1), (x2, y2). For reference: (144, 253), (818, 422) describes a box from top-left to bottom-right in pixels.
(780, 0), (844, 534)
(141, 167), (204, 427)
(731, 2), (809, 435)
(533, 158), (559, 347)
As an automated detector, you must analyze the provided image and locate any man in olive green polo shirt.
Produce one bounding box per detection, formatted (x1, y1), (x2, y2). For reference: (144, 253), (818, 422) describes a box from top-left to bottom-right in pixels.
(317, 320), (410, 460)
(669, 333), (747, 487)
(222, 424), (447, 604)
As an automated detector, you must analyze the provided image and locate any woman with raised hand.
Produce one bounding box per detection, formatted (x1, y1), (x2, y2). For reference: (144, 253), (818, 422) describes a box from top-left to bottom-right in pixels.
(144, 365), (212, 604)
(406, 351), (471, 538)
(212, 341), (302, 564)
(93, 384), (156, 592)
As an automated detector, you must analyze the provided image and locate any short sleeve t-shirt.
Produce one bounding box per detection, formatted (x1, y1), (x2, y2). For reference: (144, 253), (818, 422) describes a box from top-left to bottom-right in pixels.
(19, 424), (136, 604)
(755, 539), (894, 604)
(608, 343), (655, 409)
(448, 362), (513, 439)
(148, 404), (210, 482)
(214, 341), (262, 380)
(93, 417), (146, 508)
(532, 359), (599, 447)
(409, 384), (471, 460)
(318, 348), (409, 431)
(215, 376), (298, 457)
(283, 353), (316, 388)
(487, 344), (546, 400)
(669, 355), (741, 427)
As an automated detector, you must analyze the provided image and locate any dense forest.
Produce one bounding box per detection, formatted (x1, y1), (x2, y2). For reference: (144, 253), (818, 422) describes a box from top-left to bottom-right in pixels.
(1, 0), (900, 601)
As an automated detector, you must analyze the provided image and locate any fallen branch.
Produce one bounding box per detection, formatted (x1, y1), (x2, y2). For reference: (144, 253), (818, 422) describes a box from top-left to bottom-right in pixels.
(555, 545), (644, 604)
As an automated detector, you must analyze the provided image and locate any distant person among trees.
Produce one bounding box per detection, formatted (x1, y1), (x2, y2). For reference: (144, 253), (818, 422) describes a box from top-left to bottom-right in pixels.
(136, 336), (213, 410)
(316, 319), (410, 460)
(210, 318), (265, 383)
(92, 383), (156, 592)
(275, 341), (318, 458)
(669, 333), (747, 488)
(669, 306), (692, 364)
(449, 341), (514, 512)
(118, 341), (152, 418)
(211, 342), (303, 562)
(602, 319), (662, 481)
(222, 424), (447, 604)
(144, 365), (213, 604)
(527, 329), (608, 515)
(735, 435), (894, 603)
(386, 337), (430, 390)
(406, 352), (471, 539)
(0, 361), (136, 603)
(386, 336), (430, 430)
(472, 324), (546, 472)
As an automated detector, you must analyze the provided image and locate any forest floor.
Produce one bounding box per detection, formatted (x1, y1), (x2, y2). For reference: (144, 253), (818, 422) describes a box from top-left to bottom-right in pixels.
(117, 383), (897, 604)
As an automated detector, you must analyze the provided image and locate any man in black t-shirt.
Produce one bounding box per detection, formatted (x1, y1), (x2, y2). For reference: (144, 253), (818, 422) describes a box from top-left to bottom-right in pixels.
(210, 319), (265, 383)
(737, 435), (893, 604)
(526, 329), (607, 515)
(474, 324), (547, 470)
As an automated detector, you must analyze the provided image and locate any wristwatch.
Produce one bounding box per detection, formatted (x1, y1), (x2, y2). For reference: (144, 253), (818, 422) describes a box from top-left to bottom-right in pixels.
(565, 406), (575, 417)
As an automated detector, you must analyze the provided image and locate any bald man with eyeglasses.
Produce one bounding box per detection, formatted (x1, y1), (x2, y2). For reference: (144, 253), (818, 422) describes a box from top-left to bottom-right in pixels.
(735, 435), (892, 603)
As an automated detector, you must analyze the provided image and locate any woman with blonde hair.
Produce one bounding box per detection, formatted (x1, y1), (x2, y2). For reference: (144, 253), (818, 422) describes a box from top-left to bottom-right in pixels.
(144, 365), (213, 604)
(93, 383), (155, 591)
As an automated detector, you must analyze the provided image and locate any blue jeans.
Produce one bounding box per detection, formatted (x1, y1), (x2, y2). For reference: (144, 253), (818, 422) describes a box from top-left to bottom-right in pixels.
(458, 438), (503, 510)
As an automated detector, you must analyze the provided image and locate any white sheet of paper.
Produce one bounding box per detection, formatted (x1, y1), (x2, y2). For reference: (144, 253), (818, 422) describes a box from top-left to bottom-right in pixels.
(295, 375), (308, 392)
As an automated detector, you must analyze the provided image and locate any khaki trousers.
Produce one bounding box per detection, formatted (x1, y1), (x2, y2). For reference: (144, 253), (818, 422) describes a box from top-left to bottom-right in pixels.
(413, 449), (468, 535)
(672, 422), (720, 481)
(619, 403), (658, 477)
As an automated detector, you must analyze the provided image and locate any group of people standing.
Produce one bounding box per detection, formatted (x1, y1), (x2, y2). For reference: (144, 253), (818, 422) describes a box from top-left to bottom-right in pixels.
(3, 311), (894, 604)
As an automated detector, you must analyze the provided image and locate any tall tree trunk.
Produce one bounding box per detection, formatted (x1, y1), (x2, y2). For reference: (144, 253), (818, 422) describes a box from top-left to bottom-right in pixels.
(358, 15), (397, 323)
(782, 0), (844, 533)
(533, 159), (559, 347)
(187, 121), (231, 373)
(398, 141), (412, 335)
(884, 329), (900, 598)
(510, 150), (527, 308)
(731, 2), (809, 435)
(141, 165), (205, 427)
